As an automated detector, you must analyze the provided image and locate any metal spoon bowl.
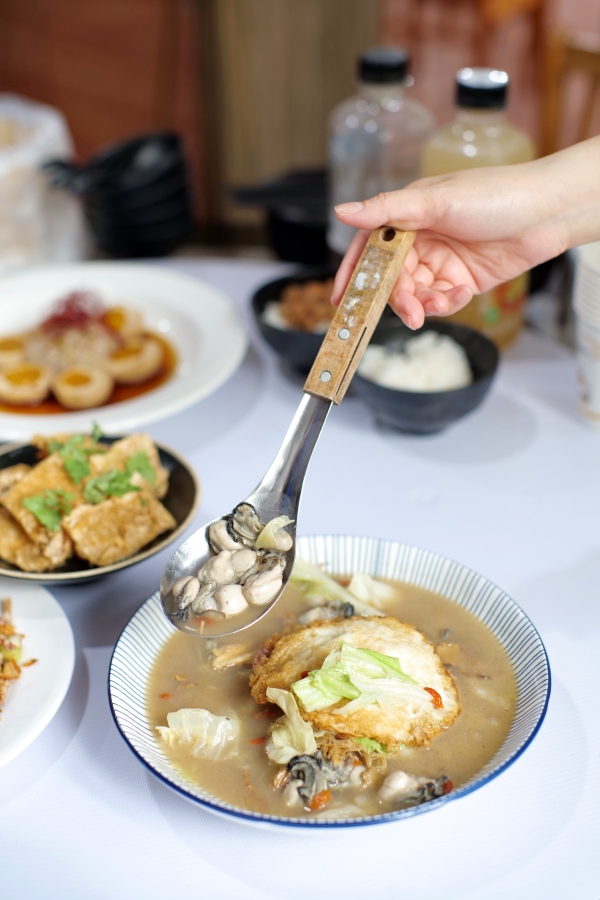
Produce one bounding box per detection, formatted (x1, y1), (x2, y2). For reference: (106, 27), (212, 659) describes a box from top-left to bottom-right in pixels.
(160, 227), (415, 637)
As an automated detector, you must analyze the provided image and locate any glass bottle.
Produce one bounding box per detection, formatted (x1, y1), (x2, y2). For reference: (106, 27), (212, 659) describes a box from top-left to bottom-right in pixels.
(421, 67), (536, 348)
(328, 47), (435, 256)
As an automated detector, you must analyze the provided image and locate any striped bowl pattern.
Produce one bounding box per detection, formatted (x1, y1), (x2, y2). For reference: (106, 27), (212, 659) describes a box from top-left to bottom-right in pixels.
(109, 535), (550, 829)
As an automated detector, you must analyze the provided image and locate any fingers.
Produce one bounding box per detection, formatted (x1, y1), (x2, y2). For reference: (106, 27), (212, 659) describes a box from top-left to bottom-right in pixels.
(334, 186), (441, 232)
(331, 229), (369, 305)
(389, 282), (473, 329)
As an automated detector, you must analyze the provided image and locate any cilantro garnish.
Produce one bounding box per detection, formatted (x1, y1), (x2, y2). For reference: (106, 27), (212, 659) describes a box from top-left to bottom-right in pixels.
(124, 451), (156, 485)
(83, 470), (140, 504)
(22, 489), (76, 531)
(49, 429), (105, 484)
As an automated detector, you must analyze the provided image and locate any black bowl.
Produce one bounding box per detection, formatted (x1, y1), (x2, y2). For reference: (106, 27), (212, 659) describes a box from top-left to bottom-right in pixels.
(0, 436), (200, 583)
(252, 269), (337, 374)
(353, 319), (499, 434)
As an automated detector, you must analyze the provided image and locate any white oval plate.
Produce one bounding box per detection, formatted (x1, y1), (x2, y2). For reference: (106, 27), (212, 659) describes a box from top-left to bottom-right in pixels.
(0, 577), (75, 768)
(0, 262), (248, 441)
(109, 535), (550, 830)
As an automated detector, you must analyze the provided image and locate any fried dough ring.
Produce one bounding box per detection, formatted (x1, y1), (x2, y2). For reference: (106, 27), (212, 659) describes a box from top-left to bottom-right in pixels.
(107, 335), (164, 384)
(52, 366), (114, 409)
(0, 363), (52, 405)
(0, 335), (27, 369)
(103, 305), (144, 338)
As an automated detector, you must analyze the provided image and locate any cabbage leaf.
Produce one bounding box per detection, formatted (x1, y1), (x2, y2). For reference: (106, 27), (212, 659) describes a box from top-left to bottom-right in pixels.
(347, 573), (397, 610)
(255, 515), (294, 550)
(292, 643), (429, 714)
(290, 558), (383, 617)
(264, 687), (317, 764)
(156, 708), (240, 759)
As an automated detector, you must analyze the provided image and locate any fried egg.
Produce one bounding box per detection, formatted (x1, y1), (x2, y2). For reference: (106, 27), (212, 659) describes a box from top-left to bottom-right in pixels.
(251, 616), (460, 747)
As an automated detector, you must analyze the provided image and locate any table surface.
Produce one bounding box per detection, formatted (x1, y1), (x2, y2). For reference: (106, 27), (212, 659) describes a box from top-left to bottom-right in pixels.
(2, 259), (599, 900)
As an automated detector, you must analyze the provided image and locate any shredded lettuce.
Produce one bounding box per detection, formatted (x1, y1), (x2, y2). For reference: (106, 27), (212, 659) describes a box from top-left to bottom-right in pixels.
(255, 516), (294, 550)
(264, 687), (316, 764)
(156, 708), (239, 759)
(292, 642), (426, 714)
(356, 736), (389, 754)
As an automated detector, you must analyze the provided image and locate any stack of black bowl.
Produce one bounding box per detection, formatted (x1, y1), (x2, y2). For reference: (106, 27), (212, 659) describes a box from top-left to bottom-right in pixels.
(45, 132), (192, 258)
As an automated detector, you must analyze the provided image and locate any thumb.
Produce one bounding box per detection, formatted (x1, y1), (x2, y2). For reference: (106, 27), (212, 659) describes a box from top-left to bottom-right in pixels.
(334, 186), (443, 232)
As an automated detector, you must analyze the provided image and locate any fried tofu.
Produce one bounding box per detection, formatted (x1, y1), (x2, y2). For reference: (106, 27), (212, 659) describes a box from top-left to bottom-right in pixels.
(0, 464), (31, 498)
(0, 454), (80, 566)
(62, 490), (176, 566)
(88, 433), (169, 498)
(250, 617), (460, 748)
(0, 508), (55, 572)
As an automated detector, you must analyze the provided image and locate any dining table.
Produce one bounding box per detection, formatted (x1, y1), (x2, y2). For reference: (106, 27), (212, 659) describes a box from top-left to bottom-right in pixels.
(2, 257), (599, 900)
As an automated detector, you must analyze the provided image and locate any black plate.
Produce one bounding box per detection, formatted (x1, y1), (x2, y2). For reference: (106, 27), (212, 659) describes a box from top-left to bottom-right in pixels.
(0, 437), (200, 583)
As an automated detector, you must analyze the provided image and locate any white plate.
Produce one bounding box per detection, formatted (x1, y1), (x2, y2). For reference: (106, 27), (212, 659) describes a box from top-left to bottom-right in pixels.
(0, 577), (75, 768)
(0, 262), (248, 440)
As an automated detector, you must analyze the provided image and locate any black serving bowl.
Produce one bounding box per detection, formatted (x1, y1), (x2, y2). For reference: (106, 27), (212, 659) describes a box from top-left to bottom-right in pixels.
(252, 269), (337, 374)
(0, 436), (200, 583)
(353, 319), (499, 435)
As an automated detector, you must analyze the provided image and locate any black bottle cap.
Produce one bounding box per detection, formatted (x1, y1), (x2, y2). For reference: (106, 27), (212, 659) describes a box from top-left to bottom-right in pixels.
(456, 67), (509, 109)
(359, 47), (409, 84)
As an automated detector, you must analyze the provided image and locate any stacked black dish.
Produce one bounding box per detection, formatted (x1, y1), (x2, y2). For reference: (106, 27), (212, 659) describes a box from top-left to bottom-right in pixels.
(46, 132), (192, 258)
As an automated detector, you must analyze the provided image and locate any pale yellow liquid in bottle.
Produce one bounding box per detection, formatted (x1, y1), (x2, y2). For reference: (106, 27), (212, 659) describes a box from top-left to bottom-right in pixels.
(421, 108), (535, 348)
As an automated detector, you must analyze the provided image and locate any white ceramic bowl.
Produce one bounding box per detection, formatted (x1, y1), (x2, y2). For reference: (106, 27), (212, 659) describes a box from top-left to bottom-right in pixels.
(109, 535), (550, 829)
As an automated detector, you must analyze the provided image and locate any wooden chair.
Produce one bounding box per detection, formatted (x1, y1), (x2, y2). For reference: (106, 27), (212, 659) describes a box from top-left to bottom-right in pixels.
(541, 29), (600, 156)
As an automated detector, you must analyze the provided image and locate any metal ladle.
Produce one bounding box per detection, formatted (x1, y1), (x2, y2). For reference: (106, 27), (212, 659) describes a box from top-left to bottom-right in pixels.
(160, 227), (415, 637)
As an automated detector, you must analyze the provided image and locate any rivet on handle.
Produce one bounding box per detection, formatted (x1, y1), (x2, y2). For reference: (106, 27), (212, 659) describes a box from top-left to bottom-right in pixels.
(338, 328), (350, 340)
(320, 371), (332, 383)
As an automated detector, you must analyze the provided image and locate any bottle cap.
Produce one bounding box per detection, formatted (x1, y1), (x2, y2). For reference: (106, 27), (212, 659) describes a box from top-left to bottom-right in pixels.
(456, 67), (509, 109)
(359, 47), (409, 84)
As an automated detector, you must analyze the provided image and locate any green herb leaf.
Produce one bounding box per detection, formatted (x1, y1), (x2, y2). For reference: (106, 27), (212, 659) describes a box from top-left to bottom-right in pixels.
(51, 432), (104, 485)
(83, 470), (139, 504)
(124, 451), (156, 485)
(22, 489), (76, 531)
(355, 736), (388, 754)
(91, 422), (103, 442)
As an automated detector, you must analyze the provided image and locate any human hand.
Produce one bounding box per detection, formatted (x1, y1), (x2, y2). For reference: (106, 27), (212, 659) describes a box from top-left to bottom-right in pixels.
(331, 160), (568, 329)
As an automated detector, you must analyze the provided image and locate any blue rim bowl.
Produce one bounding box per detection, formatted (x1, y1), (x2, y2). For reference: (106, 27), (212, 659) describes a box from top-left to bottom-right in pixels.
(109, 534), (550, 829)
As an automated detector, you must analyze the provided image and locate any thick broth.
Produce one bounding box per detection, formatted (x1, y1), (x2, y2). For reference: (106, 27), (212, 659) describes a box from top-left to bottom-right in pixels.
(148, 579), (516, 819)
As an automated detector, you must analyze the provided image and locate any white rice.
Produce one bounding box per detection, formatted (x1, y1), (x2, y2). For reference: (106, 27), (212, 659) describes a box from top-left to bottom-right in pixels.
(357, 331), (472, 393)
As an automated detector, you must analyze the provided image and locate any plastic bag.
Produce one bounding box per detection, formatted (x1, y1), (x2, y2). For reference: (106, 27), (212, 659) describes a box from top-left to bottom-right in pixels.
(0, 94), (87, 273)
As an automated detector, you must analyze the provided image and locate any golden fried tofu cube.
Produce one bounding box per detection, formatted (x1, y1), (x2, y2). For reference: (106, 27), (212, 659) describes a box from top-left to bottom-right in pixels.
(62, 491), (176, 566)
(0, 464), (31, 498)
(0, 508), (55, 572)
(0, 454), (80, 565)
(88, 433), (169, 498)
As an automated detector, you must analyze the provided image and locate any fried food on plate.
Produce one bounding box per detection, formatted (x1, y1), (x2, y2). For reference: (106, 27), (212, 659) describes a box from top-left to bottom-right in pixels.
(0, 464), (31, 498)
(0, 429), (179, 573)
(0, 454), (80, 566)
(88, 433), (169, 498)
(62, 490), (176, 566)
(0, 509), (54, 572)
(250, 616), (460, 747)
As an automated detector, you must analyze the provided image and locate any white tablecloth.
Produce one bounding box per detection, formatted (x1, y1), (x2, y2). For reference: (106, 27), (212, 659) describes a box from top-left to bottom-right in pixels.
(2, 260), (599, 900)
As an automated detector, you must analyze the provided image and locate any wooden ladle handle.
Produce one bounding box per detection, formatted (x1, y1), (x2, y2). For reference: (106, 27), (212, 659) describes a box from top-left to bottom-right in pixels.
(303, 227), (416, 404)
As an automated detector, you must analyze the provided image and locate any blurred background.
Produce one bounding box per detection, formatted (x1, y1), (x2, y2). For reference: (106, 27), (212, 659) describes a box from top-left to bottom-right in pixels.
(0, 0), (599, 261)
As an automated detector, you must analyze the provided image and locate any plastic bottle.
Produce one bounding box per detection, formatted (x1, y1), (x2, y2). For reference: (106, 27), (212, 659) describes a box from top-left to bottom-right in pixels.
(328, 47), (435, 256)
(421, 68), (536, 348)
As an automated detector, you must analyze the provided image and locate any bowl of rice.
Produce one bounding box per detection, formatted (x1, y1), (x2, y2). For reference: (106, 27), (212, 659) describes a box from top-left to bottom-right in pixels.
(353, 319), (499, 434)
